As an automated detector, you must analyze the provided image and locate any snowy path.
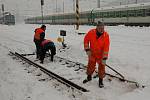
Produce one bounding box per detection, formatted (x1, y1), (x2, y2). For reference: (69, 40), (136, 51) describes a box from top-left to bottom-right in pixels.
(0, 24), (150, 100)
(0, 46), (70, 100)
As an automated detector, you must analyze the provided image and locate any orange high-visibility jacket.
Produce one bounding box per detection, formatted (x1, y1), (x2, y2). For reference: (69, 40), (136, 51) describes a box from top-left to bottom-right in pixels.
(84, 29), (110, 59)
(34, 28), (44, 40)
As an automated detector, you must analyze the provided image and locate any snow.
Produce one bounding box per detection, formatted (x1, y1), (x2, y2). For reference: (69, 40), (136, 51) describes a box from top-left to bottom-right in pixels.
(0, 24), (150, 100)
(0, 45), (70, 100)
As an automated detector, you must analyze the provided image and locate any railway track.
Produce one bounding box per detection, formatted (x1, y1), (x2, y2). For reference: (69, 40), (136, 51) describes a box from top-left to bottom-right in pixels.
(20, 52), (144, 88)
(9, 50), (145, 99)
(9, 51), (89, 93)
(48, 54), (144, 88)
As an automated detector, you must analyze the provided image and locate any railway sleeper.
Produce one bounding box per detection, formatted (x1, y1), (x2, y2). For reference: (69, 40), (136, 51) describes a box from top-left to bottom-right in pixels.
(9, 51), (89, 92)
(20, 52), (145, 88)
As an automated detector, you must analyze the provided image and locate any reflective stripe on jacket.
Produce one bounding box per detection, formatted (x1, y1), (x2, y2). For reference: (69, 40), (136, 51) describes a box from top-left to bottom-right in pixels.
(84, 29), (110, 59)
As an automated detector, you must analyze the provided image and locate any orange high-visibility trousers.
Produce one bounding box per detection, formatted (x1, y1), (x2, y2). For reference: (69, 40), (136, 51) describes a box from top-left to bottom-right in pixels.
(87, 55), (105, 79)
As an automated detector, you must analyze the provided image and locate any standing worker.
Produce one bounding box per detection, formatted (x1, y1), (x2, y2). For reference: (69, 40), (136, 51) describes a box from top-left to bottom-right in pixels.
(33, 25), (46, 59)
(83, 21), (110, 88)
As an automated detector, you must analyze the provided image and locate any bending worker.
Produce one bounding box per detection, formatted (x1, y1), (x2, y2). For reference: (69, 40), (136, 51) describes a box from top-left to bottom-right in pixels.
(40, 39), (56, 64)
(83, 21), (110, 88)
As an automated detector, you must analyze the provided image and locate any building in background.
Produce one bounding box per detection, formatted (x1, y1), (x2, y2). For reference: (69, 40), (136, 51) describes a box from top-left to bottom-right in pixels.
(1, 0), (150, 23)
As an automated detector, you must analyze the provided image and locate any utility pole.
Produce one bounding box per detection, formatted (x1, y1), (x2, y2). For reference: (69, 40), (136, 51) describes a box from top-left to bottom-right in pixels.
(91, 9), (95, 25)
(41, 0), (44, 24)
(1, 4), (4, 24)
(56, 0), (57, 12)
(63, 0), (64, 13)
(120, 2), (122, 5)
(97, 0), (100, 8)
(76, 0), (79, 30)
(73, 0), (75, 12)
(135, 0), (138, 4)
(127, 0), (129, 4)
(0, 8), (1, 16)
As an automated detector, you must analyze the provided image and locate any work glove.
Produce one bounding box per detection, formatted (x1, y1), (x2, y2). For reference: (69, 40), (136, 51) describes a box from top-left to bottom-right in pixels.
(85, 49), (91, 57)
(86, 51), (91, 57)
(102, 58), (107, 65)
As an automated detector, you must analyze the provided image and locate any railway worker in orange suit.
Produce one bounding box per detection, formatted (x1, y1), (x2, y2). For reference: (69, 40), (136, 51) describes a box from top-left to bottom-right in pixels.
(34, 25), (46, 59)
(83, 21), (110, 88)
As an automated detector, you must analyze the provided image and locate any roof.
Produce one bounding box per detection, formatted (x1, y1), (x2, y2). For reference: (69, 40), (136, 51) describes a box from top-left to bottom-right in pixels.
(92, 2), (150, 12)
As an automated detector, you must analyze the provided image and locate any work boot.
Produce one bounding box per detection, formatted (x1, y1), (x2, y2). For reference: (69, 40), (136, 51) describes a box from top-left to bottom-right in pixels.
(99, 78), (104, 88)
(51, 55), (54, 62)
(40, 60), (43, 64)
(36, 55), (40, 59)
(83, 75), (92, 84)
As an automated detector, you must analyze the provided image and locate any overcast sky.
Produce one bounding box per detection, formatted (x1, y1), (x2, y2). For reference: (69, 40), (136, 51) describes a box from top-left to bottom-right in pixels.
(0, 0), (116, 17)
(0, 0), (149, 22)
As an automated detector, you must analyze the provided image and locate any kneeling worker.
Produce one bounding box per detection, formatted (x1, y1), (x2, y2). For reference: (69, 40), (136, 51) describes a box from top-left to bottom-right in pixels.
(40, 39), (56, 63)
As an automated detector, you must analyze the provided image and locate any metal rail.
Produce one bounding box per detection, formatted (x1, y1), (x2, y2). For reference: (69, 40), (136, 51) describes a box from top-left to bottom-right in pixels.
(20, 53), (145, 88)
(49, 55), (145, 88)
(10, 51), (89, 92)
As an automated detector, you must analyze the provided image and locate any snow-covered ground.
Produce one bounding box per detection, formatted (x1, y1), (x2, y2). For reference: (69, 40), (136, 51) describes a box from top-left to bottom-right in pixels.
(0, 24), (150, 100)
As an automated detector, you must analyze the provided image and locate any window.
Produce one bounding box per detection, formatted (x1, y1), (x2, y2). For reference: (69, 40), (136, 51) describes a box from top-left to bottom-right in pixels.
(146, 8), (150, 16)
(120, 11), (127, 17)
(128, 10), (136, 17)
(103, 12), (108, 17)
(109, 11), (115, 17)
(136, 9), (145, 17)
(115, 11), (120, 17)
